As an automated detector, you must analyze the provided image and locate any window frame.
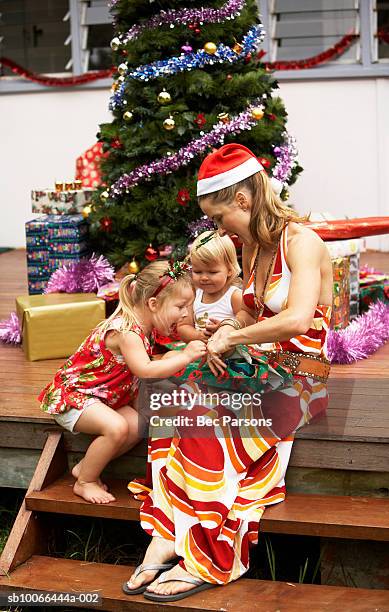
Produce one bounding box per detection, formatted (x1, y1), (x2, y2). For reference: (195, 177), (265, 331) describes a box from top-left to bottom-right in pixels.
(0, 0), (388, 95)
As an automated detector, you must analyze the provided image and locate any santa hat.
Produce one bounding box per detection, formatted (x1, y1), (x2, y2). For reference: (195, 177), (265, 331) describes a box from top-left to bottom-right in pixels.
(197, 143), (264, 197)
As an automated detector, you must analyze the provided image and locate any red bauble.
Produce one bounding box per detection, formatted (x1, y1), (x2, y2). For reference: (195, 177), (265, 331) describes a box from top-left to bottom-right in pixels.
(244, 52), (252, 63)
(267, 113), (276, 121)
(145, 245), (159, 261)
(194, 113), (206, 128)
(111, 138), (122, 149)
(177, 189), (190, 206)
(258, 157), (271, 169)
(100, 216), (112, 232)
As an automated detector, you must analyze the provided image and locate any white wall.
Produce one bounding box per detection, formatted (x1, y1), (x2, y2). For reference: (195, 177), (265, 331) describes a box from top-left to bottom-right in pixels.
(1, 78), (388, 250)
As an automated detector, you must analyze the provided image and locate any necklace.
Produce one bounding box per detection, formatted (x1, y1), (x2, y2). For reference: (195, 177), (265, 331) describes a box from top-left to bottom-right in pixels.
(253, 234), (281, 320)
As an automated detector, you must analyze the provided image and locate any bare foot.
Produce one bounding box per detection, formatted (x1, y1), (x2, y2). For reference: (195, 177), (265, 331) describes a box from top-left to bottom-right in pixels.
(71, 461), (108, 491)
(146, 564), (204, 596)
(73, 479), (116, 504)
(125, 536), (176, 592)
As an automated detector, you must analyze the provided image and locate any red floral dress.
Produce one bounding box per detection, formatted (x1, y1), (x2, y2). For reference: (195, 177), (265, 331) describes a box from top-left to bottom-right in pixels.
(38, 318), (152, 414)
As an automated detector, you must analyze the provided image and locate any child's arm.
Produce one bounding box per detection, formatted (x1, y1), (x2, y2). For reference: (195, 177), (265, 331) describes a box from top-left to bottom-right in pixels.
(118, 332), (206, 378)
(176, 309), (209, 342)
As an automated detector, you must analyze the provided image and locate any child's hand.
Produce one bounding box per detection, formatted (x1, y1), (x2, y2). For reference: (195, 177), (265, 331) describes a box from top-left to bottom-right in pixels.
(205, 318), (221, 335)
(184, 340), (207, 362)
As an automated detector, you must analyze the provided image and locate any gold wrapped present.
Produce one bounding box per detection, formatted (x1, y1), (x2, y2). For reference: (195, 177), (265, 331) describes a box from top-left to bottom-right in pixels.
(16, 293), (106, 361)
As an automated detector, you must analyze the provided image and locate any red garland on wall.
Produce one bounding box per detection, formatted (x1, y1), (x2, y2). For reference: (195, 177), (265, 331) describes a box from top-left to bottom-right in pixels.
(1, 29), (388, 87)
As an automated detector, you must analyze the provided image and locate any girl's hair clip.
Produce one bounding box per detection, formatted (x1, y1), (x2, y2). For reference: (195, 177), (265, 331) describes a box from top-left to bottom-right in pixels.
(195, 230), (217, 250)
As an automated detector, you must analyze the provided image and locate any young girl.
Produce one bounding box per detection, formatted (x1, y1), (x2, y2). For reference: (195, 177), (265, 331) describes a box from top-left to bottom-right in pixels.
(177, 230), (242, 343)
(38, 260), (206, 505)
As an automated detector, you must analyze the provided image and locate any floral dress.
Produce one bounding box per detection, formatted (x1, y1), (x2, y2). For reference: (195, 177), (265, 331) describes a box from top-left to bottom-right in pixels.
(39, 318), (152, 414)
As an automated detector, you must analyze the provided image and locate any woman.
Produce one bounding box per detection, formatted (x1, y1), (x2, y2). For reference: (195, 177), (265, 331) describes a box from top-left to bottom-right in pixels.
(125, 143), (333, 602)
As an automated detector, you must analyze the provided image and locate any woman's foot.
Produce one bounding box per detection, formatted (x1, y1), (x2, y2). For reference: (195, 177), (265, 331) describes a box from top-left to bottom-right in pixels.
(73, 479), (115, 504)
(125, 537), (176, 592)
(146, 564), (203, 596)
(71, 460), (108, 491)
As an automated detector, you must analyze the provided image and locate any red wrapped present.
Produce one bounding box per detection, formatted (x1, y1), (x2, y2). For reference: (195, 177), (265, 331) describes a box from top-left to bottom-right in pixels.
(75, 143), (108, 188)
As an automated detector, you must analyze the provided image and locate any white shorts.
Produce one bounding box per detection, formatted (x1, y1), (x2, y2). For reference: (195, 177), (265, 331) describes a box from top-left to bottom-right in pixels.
(52, 398), (98, 433)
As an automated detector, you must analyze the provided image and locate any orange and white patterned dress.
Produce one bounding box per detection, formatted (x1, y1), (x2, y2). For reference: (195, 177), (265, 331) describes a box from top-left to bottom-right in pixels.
(128, 223), (332, 585)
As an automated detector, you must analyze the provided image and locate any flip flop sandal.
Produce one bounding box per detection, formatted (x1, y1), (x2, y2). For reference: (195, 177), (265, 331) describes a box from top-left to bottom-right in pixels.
(143, 571), (215, 602)
(122, 562), (175, 595)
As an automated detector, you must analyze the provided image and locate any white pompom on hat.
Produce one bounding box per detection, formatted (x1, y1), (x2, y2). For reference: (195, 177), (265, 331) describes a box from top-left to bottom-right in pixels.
(197, 143), (263, 197)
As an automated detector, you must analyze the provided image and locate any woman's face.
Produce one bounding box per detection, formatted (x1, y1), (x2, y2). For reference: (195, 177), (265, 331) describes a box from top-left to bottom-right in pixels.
(199, 190), (254, 246)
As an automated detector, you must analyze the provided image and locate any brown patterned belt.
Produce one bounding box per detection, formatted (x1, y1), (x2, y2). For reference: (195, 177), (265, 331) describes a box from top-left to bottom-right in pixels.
(261, 350), (331, 383)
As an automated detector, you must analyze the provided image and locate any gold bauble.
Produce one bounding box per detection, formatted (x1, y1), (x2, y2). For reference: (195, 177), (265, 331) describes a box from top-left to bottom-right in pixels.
(110, 37), (121, 51)
(128, 258), (140, 274)
(251, 107), (265, 120)
(157, 89), (172, 105)
(82, 205), (92, 218)
(217, 112), (230, 124)
(163, 116), (175, 131)
(118, 62), (127, 75)
(232, 42), (244, 54)
(282, 190), (290, 201)
(123, 110), (134, 122)
(100, 190), (109, 202)
(204, 42), (217, 55)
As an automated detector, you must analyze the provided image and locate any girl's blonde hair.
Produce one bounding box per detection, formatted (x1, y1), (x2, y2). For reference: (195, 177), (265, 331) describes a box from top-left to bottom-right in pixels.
(190, 230), (241, 285)
(198, 171), (309, 248)
(99, 260), (193, 334)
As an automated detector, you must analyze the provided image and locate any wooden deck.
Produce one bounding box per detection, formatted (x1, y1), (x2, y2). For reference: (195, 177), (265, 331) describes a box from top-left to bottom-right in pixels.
(1, 249), (389, 489)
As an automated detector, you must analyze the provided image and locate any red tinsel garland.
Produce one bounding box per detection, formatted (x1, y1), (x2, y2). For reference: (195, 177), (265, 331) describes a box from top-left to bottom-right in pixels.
(1, 29), (388, 87)
(0, 56), (114, 86)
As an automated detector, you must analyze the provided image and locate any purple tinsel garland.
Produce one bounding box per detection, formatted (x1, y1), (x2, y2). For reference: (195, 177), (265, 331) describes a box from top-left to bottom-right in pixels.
(187, 215), (216, 239)
(110, 101), (263, 197)
(118, 1), (246, 45)
(327, 300), (389, 363)
(45, 253), (115, 294)
(272, 131), (299, 183)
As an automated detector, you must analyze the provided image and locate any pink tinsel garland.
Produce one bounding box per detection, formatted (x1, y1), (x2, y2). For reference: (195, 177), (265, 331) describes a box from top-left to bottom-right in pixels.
(0, 312), (21, 344)
(45, 253), (115, 294)
(327, 300), (389, 364)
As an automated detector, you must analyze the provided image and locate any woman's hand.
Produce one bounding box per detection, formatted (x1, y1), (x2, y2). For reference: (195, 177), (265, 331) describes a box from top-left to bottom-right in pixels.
(206, 326), (234, 376)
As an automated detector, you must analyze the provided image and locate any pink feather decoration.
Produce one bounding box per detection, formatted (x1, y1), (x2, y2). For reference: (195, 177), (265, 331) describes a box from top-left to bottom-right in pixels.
(328, 300), (389, 363)
(45, 253), (115, 294)
(0, 312), (21, 344)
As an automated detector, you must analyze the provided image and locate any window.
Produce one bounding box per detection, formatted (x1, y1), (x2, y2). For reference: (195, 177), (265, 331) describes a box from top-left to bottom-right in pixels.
(0, 0), (71, 75)
(267, 0), (360, 64)
(376, 0), (389, 60)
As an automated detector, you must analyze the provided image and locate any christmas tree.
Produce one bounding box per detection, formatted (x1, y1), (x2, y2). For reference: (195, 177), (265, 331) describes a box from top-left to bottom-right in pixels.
(90, 0), (302, 267)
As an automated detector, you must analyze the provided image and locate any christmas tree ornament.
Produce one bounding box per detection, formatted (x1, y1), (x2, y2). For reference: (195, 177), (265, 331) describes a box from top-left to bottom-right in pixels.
(233, 42), (244, 54)
(163, 116), (175, 130)
(251, 107), (265, 120)
(267, 113), (276, 121)
(100, 190), (109, 202)
(145, 245), (158, 261)
(100, 217), (113, 232)
(82, 205), (92, 218)
(181, 43), (193, 54)
(217, 112), (230, 124)
(176, 189), (190, 206)
(195, 113), (206, 128)
(282, 190), (290, 200)
(117, 75), (125, 83)
(244, 52), (252, 63)
(157, 89), (172, 105)
(128, 258), (140, 274)
(110, 37), (121, 51)
(111, 82), (119, 92)
(226, 74), (233, 80)
(118, 62), (127, 75)
(123, 110), (134, 122)
(204, 42), (217, 55)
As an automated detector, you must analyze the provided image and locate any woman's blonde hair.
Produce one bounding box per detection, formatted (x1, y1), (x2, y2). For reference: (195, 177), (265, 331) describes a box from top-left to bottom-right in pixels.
(198, 171), (309, 247)
(190, 230), (240, 286)
(99, 260), (193, 334)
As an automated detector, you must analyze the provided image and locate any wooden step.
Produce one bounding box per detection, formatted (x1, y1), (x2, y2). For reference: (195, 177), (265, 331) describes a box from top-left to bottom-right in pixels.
(1, 555), (389, 612)
(26, 474), (389, 541)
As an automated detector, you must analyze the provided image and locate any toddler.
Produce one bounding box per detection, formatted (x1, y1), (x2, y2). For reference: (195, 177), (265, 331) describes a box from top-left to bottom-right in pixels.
(39, 260), (206, 504)
(178, 231), (242, 342)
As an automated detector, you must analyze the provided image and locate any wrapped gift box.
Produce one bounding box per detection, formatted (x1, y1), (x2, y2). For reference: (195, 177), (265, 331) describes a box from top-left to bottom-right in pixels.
(31, 189), (94, 214)
(359, 269), (389, 313)
(16, 293), (106, 361)
(25, 215), (90, 294)
(325, 238), (364, 259)
(331, 257), (350, 330)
